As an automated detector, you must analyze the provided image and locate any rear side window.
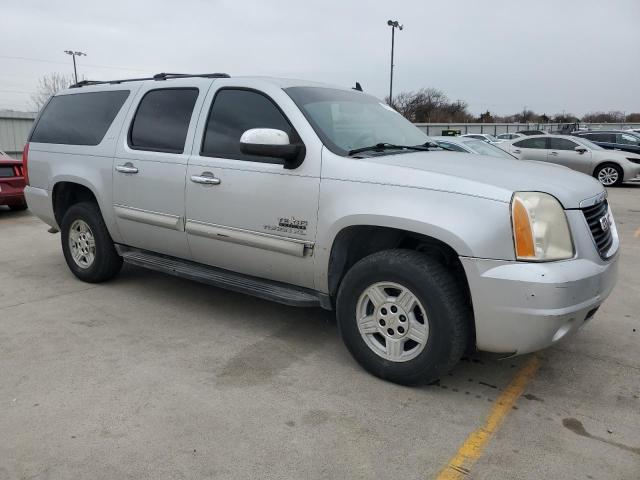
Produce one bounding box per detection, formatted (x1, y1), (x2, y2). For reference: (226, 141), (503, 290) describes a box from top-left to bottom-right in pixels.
(201, 88), (297, 163)
(30, 90), (129, 145)
(513, 137), (547, 149)
(129, 88), (199, 153)
(549, 138), (578, 150)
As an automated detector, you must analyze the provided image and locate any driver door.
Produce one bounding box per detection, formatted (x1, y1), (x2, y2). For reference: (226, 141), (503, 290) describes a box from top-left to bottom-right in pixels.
(184, 82), (322, 289)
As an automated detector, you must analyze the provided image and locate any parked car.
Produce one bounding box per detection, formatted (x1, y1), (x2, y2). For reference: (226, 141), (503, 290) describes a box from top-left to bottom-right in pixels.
(496, 132), (524, 141)
(24, 73), (618, 385)
(503, 134), (640, 186)
(572, 130), (640, 155)
(0, 149), (27, 210)
(626, 128), (640, 134)
(432, 136), (516, 159)
(460, 133), (504, 144)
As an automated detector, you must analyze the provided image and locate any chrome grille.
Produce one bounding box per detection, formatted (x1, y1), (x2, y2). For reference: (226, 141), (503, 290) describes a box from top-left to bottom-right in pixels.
(581, 200), (613, 258)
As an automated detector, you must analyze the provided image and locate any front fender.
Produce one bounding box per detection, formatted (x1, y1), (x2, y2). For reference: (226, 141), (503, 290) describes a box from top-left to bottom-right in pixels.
(314, 179), (515, 292)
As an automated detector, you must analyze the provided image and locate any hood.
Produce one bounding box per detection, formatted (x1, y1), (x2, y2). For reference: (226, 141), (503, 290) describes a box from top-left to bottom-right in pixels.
(359, 151), (604, 209)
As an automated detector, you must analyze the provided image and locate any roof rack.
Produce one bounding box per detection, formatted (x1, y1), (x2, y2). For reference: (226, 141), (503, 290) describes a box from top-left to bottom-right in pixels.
(70, 72), (230, 88)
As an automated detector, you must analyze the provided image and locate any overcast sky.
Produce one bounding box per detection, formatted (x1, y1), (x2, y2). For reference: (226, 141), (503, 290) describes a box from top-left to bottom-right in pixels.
(1, 0), (639, 115)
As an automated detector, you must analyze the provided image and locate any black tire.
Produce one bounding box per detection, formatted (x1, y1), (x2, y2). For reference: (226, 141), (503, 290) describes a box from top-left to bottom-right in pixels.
(594, 163), (624, 187)
(8, 203), (28, 211)
(60, 202), (122, 283)
(336, 249), (470, 386)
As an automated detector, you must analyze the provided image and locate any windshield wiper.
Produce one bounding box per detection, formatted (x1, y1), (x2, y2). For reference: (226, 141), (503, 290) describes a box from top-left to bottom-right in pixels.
(348, 142), (430, 156)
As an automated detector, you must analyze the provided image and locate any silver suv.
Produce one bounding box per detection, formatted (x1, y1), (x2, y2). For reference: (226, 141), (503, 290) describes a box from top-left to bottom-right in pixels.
(23, 73), (618, 385)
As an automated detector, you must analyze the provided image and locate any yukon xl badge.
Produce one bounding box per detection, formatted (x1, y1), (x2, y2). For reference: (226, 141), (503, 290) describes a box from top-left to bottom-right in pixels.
(264, 216), (308, 235)
(599, 215), (610, 232)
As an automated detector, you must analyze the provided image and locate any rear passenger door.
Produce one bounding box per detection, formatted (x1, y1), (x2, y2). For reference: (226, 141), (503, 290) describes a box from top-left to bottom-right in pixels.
(184, 82), (322, 289)
(112, 80), (211, 259)
(510, 137), (548, 161)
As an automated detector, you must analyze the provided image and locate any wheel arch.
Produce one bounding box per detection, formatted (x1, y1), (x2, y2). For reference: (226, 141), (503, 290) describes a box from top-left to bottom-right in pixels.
(326, 223), (472, 310)
(326, 223), (476, 352)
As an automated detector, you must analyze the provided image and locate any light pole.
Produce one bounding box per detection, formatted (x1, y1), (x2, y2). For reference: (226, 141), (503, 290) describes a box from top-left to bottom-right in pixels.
(387, 20), (403, 106)
(64, 50), (87, 84)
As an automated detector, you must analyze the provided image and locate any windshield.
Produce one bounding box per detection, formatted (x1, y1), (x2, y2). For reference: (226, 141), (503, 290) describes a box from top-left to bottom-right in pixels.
(461, 139), (515, 158)
(573, 136), (605, 151)
(285, 87), (429, 155)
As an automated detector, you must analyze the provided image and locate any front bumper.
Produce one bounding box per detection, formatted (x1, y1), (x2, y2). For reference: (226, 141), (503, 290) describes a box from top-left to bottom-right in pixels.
(461, 253), (619, 355)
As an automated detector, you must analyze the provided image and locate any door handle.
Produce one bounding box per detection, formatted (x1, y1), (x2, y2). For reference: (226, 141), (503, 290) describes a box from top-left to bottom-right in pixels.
(513, 149), (521, 154)
(190, 172), (221, 185)
(116, 162), (138, 174)
(550, 151), (558, 156)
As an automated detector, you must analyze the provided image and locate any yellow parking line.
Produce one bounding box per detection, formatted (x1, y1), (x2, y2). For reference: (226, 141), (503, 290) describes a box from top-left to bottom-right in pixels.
(435, 355), (540, 480)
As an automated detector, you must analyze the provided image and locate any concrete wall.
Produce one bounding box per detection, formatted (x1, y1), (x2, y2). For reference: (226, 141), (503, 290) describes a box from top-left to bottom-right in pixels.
(0, 111), (37, 159)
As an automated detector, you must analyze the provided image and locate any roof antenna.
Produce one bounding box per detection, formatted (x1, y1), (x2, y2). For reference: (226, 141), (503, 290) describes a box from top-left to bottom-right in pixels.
(353, 82), (363, 92)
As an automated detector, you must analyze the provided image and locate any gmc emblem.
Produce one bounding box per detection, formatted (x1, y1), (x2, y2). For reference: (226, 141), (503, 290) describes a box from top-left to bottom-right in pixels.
(599, 216), (610, 232)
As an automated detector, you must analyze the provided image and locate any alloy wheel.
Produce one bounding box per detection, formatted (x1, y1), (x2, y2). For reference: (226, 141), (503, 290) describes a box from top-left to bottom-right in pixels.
(68, 219), (96, 269)
(356, 282), (429, 362)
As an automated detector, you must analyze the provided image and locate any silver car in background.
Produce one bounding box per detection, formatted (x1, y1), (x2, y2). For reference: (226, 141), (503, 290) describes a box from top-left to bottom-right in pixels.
(432, 136), (516, 159)
(503, 134), (640, 186)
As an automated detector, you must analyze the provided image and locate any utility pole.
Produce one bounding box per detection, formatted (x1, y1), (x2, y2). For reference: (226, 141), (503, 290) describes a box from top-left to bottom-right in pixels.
(387, 20), (403, 107)
(64, 50), (87, 84)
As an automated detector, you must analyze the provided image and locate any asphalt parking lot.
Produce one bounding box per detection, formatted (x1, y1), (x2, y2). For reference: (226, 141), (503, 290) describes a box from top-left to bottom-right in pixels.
(1, 185), (638, 480)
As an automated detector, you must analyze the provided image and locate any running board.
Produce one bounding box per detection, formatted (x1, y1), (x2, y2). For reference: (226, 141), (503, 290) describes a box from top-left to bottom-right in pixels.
(115, 245), (331, 309)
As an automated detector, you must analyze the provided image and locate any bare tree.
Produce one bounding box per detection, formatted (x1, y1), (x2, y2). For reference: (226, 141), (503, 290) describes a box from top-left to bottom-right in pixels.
(387, 88), (474, 123)
(31, 73), (76, 110)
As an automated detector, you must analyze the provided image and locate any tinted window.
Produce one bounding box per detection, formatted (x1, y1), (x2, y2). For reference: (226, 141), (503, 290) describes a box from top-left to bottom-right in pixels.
(549, 138), (579, 150)
(202, 89), (297, 163)
(514, 137), (547, 149)
(585, 133), (615, 143)
(129, 88), (198, 153)
(30, 91), (129, 145)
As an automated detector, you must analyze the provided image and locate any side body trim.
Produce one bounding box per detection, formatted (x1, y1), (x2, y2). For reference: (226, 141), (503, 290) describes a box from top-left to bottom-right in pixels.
(185, 220), (313, 257)
(114, 204), (183, 231)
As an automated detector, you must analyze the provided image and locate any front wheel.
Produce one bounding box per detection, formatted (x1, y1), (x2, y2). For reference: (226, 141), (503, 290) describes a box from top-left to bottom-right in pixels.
(594, 163), (623, 187)
(336, 250), (470, 385)
(61, 202), (122, 283)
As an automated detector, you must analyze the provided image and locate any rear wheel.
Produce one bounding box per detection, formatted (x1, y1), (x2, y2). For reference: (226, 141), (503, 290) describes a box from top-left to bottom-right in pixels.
(336, 249), (470, 385)
(594, 163), (623, 186)
(61, 202), (122, 283)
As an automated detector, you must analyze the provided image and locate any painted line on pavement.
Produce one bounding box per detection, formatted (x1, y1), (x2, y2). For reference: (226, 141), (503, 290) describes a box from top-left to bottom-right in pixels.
(435, 355), (540, 479)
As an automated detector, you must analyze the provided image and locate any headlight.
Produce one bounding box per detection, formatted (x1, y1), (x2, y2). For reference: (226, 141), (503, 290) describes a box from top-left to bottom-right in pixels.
(511, 192), (574, 261)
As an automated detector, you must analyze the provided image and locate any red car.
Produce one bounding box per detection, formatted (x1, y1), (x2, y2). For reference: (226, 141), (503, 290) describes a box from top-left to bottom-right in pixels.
(0, 149), (27, 211)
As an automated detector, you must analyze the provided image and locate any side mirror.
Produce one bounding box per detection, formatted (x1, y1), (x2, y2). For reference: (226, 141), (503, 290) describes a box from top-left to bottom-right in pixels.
(239, 128), (304, 169)
(574, 146), (587, 154)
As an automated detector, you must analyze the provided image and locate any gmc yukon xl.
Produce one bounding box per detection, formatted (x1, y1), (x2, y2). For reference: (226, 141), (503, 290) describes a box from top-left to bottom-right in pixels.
(24, 73), (618, 385)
